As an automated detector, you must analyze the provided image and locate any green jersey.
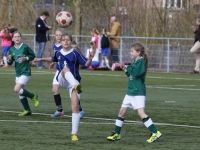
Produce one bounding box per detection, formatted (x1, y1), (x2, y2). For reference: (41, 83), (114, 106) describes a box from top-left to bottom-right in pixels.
(8, 43), (35, 77)
(124, 57), (146, 96)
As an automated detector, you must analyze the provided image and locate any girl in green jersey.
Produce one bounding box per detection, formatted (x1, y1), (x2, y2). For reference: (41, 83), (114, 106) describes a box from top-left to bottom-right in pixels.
(7, 31), (39, 116)
(107, 43), (162, 143)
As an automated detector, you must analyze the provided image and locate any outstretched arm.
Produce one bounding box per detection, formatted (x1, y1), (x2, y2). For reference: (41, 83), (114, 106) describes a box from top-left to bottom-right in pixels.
(34, 57), (52, 62)
(85, 51), (94, 67)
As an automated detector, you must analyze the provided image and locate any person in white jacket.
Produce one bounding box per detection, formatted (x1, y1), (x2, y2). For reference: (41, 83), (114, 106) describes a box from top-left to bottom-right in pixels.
(86, 41), (100, 70)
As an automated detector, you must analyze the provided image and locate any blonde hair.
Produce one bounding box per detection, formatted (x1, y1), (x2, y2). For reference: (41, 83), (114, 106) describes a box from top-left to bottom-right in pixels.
(55, 28), (65, 34)
(131, 43), (148, 73)
(90, 28), (99, 35)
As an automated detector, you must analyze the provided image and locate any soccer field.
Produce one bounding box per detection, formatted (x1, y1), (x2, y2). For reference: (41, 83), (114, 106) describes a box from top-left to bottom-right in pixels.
(0, 67), (200, 150)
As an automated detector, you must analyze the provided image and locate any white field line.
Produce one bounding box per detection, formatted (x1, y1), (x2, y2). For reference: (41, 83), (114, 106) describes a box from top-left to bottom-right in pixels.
(0, 110), (200, 129)
(146, 86), (200, 91)
(1, 69), (199, 90)
(152, 85), (195, 86)
(1, 68), (200, 81)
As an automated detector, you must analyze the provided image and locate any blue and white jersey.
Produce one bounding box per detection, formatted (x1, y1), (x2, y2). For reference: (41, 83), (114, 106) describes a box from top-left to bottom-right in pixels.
(53, 43), (62, 70)
(52, 48), (88, 82)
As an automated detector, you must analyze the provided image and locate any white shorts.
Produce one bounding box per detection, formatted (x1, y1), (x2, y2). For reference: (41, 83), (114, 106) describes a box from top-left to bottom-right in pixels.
(52, 70), (59, 85)
(121, 95), (146, 110)
(57, 72), (80, 99)
(15, 75), (30, 85)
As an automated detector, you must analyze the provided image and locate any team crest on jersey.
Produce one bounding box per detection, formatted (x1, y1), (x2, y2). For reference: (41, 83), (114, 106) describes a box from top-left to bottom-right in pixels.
(58, 56), (61, 59)
(15, 54), (25, 63)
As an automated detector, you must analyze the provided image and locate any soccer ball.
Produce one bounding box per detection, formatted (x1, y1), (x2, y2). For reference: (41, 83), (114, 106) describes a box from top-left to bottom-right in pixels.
(55, 11), (73, 28)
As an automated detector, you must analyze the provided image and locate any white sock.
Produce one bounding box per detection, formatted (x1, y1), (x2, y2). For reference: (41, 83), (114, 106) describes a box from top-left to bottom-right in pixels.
(105, 60), (110, 68)
(64, 72), (78, 86)
(3, 56), (7, 66)
(18, 88), (24, 95)
(71, 113), (80, 134)
(101, 60), (105, 67)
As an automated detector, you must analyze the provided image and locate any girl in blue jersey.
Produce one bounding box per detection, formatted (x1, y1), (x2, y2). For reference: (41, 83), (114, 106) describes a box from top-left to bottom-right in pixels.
(50, 29), (64, 117)
(34, 33), (94, 141)
(35, 29), (84, 118)
(107, 43), (162, 143)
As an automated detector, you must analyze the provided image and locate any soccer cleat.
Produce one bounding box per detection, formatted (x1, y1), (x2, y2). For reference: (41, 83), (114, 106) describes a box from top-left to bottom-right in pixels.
(190, 70), (199, 74)
(51, 111), (64, 118)
(146, 131), (162, 143)
(74, 84), (82, 94)
(79, 110), (84, 118)
(71, 134), (78, 141)
(107, 132), (121, 141)
(19, 110), (32, 116)
(31, 94), (39, 108)
(3, 65), (8, 68)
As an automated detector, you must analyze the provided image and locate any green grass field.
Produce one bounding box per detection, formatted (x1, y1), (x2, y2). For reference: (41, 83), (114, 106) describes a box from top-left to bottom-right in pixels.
(0, 67), (200, 150)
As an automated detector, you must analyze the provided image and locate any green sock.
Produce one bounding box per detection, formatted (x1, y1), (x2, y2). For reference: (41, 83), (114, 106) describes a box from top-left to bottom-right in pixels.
(115, 116), (124, 134)
(148, 124), (157, 133)
(20, 97), (31, 111)
(142, 117), (157, 133)
(22, 89), (34, 99)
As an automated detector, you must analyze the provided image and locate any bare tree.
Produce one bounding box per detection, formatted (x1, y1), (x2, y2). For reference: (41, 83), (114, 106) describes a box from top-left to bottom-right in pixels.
(73, 0), (82, 35)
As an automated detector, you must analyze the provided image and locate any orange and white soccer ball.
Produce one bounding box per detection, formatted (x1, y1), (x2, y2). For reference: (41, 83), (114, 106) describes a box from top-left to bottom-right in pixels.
(55, 11), (73, 28)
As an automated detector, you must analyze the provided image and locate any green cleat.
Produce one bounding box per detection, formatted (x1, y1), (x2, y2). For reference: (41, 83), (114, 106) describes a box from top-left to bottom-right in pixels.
(146, 131), (162, 143)
(19, 110), (32, 116)
(31, 94), (39, 108)
(107, 132), (121, 141)
(74, 84), (82, 94)
(71, 134), (78, 141)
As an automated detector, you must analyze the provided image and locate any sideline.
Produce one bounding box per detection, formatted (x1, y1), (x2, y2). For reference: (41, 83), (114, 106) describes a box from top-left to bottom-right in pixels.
(0, 110), (200, 129)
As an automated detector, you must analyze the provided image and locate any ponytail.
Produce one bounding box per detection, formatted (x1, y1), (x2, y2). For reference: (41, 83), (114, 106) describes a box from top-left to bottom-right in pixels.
(131, 42), (148, 73)
(143, 53), (148, 73)
(4, 26), (12, 40)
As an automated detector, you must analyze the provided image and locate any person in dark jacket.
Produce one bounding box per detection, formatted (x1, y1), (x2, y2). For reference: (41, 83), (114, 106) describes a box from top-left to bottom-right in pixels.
(190, 17), (200, 74)
(100, 27), (110, 69)
(35, 11), (52, 69)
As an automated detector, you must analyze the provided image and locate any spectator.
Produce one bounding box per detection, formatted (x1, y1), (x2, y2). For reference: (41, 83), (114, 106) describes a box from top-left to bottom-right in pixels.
(86, 41), (100, 70)
(190, 17), (200, 74)
(100, 27), (110, 69)
(90, 28), (100, 50)
(35, 11), (52, 69)
(0, 25), (12, 68)
(107, 15), (121, 63)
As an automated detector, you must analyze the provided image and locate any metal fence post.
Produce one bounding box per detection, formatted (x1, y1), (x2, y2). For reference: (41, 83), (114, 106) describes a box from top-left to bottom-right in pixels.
(34, 35), (36, 53)
(120, 36), (123, 63)
(167, 38), (170, 73)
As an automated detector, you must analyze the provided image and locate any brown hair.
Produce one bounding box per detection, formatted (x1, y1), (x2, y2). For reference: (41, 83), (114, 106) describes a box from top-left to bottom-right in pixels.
(131, 43), (148, 73)
(41, 11), (49, 16)
(89, 41), (96, 54)
(12, 31), (22, 38)
(3, 26), (12, 40)
(72, 40), (80, 51)
(102, 27), (107, 36)
(61, 32), (72, 41)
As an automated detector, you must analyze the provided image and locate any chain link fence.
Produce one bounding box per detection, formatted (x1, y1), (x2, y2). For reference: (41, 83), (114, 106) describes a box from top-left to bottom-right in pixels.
(1, 34), (195, 73)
